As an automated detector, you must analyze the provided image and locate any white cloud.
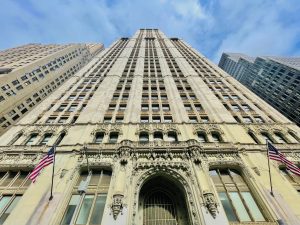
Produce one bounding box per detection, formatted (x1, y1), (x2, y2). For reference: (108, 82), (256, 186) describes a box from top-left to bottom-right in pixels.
(0, 0), (299, 63)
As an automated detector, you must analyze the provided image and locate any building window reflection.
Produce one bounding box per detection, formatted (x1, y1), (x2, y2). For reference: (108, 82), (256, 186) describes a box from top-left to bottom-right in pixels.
(209, 168), (265, 222)
(61, 169), (111, 225)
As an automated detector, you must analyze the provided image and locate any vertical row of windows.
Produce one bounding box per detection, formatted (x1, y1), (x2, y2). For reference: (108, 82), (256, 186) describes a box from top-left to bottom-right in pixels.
(140, 38), (174, 123)
(156, 32), (210, 123)
(170, 38), (276, 123)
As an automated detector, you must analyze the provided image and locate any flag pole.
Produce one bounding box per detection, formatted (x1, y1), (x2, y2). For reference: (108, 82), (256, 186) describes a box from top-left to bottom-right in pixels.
(49, 145), (56, 201)
(266, 140), (274, 197)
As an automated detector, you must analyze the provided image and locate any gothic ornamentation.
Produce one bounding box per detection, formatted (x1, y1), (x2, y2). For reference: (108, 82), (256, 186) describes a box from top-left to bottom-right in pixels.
(193, 124), (224, 135)
(131, 164), (199, 224)
(252, 167), (261, 176)
(111, 194), (124, 220)
(203, 191), (218, 218)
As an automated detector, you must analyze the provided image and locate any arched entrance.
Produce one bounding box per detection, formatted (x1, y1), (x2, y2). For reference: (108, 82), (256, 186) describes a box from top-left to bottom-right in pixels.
(139, 175), (191, 225)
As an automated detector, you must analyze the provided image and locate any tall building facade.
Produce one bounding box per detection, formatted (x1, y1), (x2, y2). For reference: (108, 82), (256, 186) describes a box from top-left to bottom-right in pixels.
(0, 29), (299, 225)
(219, 53), (300, 126)
(0, 43), (104, 134)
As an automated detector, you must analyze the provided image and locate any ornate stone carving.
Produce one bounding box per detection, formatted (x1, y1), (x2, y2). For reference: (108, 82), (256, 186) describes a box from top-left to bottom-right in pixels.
(252, 167), (261, 176)
(193, 124), (224, 135)
(203, 191), (218, 218)
(111, 194), (124, 220)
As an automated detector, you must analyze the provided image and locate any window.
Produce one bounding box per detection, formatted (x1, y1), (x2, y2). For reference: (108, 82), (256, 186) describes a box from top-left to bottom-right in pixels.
(94, 132), (104, 143)
(243, 117), (252, 123)
(167, 132), (178, 142)
(189, 117), (198, 123)
(46, 117), (56, 124)
(154, 132), (163, 141)
(197, 132), (207, 143)
(115, 117), (123, 123)
(201, 117), (209, 123)
(139, 132), (149, 142)
(56, 132), (66, 145)
(210, 168), (265, 222)
(184, 104), (192, 111)
(61, 170), (111, 225)
(261, 132), (273, 143)
(232, 105), (240, 111)
(152, 117), (161, 123)
(211, 132), (222, 142)
(56, 105), (67, 112)
(119, 104), (126, 111)
(248, 132), (260, 144)
(141, 117), (149, 123)
(223, 95), (229, 100)
(10, 133), (23, 145)
(195, 104), (203, 111)
(288, 131), (299, 143)
(274, 132), (287, 144)
(58, 117), (68, 124)
(141, 104), (149, 111)
(25, 133), (38, 145)
(67, 105), (77, 112)
(152, 104), (159, 111)
(242, 105), (251, 111)
(103, 117), (111, 123)
(254, 117), (264, 123)
(40, 133), (52, 145)
(164, 117), (172, 123)
(143, 190), (178, 225)
(109, 132), (118, 143)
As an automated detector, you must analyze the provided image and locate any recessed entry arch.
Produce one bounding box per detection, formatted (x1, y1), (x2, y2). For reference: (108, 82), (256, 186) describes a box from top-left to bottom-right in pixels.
(136, 172), (193, 225)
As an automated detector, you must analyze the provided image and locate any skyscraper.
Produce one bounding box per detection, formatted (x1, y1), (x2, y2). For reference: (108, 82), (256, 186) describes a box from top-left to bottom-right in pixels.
(219, 53), (300, 126)
(0, 43), (104, 134)
(0, 29), (299, 225)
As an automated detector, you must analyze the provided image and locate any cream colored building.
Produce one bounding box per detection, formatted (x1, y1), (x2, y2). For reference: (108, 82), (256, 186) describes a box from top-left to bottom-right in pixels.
(0, 43), (104, 134)
(0, 29), (299, 225)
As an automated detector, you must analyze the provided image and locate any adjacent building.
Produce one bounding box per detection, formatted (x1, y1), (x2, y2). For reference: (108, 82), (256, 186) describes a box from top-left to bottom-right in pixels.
(219, 53), (300, 126)
(0, 29), (299, 225)
(0, 43), (104, 134)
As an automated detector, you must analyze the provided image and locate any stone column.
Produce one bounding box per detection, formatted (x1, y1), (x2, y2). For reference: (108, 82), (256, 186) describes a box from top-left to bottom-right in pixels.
(103, 159), (129, 225)
(192, 161), (230, 225)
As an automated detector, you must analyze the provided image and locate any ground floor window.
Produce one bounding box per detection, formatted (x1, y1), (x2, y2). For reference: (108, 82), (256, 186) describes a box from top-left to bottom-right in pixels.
(210, 168), (265, 222)
(61, 169), (111, 225)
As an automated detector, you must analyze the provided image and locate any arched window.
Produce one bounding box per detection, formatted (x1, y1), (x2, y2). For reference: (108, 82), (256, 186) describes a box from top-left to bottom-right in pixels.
(288, 131), (299, 143)
(55, 132), (66, 145)
(109, 132), (118, 143)
(211, 132), (222, 142)
(25, 133), (38, 145)
(40, 133), (52, 145)
(10, 132), (23, 145)
(153, 131), (163, 141)
(144, 191), (177, 225)
(248, 132), (260, 144)
(210, 168), (265, 222)
(94, 132), (104, 143)
(197, 132), (207, 143)
(139, 132), (149, 142)
(61, 169), (111, 225)
(167, 132), (178, 142)
(140, 176), (191, 225)
(274, 132), (288, 144)
(261, 132), (273, 143)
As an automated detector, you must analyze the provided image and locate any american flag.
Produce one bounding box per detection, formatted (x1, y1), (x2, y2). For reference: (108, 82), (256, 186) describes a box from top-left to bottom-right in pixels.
(267, 142), (300, 176)
(29, 146), (55, 182)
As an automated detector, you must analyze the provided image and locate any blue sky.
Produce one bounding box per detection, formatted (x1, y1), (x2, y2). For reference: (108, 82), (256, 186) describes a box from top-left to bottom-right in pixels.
(1, 0), (300, 62)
